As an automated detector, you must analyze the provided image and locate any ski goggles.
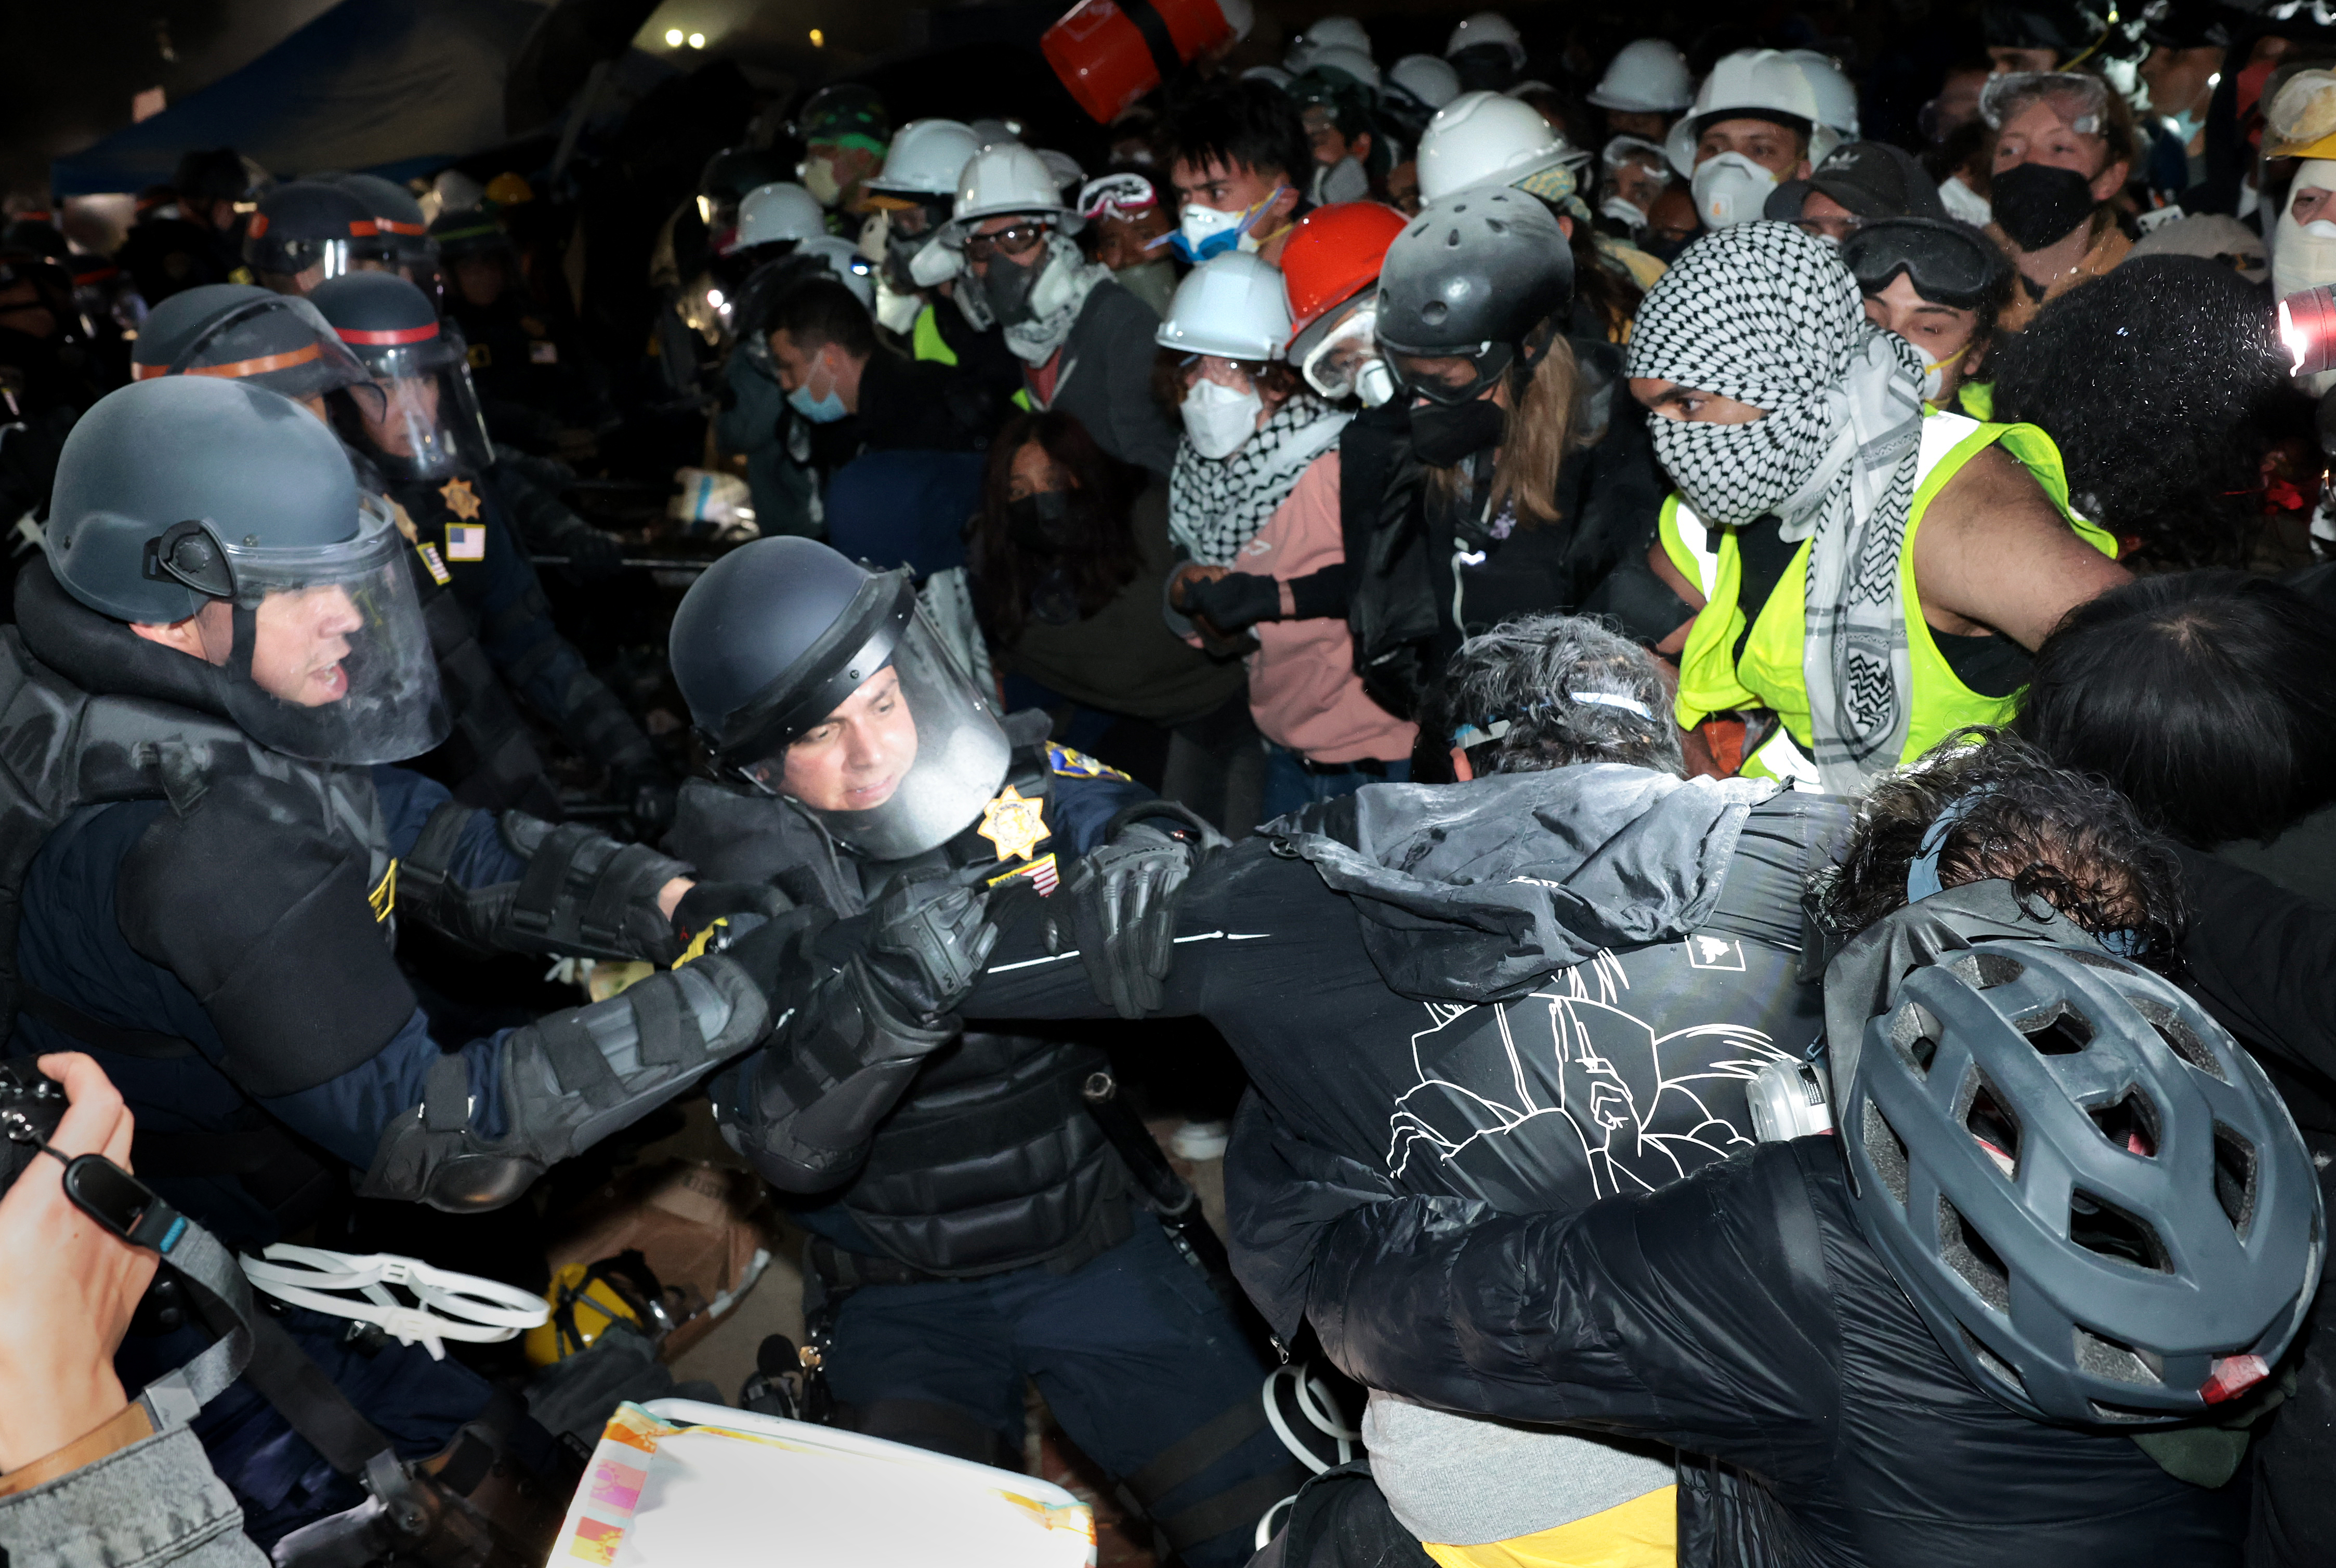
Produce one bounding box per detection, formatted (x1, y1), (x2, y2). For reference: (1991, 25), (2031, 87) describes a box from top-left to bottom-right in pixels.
(1840, 217), (2008, 311)
(1077, 172), (1158, 223)
(1978, 70), (2108, 135)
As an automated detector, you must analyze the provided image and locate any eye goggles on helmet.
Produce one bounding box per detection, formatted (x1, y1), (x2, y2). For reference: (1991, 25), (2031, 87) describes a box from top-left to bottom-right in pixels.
(1840, 218), (2008, 312)
(1077, 172), (1158, 223)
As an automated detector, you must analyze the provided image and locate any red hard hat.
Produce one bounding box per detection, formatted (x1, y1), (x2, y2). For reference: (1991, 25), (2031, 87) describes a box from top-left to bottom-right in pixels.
(1280, 202), (1410, 335)
(1042, 0), (1242, 125)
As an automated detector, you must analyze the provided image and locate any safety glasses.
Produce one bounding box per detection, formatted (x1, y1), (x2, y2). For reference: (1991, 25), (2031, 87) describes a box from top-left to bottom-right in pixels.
(961, 222), (1053, 263)
(1840, 218), (2007, 312)
(1978, 70), (2108, 136)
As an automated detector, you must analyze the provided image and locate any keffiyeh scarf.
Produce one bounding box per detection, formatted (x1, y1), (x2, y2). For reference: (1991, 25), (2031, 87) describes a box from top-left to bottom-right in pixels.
(1625, 222), (1928, 792)
(1168, 393), (1350, 565)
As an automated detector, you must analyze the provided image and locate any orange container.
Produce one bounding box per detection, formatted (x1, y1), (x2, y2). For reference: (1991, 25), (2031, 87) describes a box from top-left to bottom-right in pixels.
(1042, 0), (1236, 124)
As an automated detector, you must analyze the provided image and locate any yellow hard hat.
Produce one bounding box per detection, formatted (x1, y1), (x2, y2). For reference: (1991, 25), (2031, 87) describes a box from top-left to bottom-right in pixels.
(484, 172), (536, 207)
(523, 1258), (653, 1366)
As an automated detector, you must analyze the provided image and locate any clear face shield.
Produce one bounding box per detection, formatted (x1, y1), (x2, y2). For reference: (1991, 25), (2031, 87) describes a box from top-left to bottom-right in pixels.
(343, 325), (494, 479)
(712, 576), (1012, 862)
(1292, 294), (1397, 405)
(145, 494), (449, 765)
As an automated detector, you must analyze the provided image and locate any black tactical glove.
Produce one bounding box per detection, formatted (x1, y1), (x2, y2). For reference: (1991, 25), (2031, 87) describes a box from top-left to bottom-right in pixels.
(855, 871), (999, 1029)
(1060, 823), (1201, 1019)
(672, 880), (795, 950)
(1182, 571), (1284, 635)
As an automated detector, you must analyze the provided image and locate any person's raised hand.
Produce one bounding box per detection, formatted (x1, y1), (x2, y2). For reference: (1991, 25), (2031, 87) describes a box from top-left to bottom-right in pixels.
(0, 1054), (155, 1471)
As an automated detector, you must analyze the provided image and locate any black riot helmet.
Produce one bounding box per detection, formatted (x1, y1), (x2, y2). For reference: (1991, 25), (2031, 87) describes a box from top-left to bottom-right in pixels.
(1374, 189), (1576, 404)
(131, 282), (379, 409)
(321, 172), (442, 306)
(429, 207), (523, 310)
(671, 537), (1010, 861)
(244, 181), (397, 292)
(308, 271), (492, 479)
(44, 377), (447, 763)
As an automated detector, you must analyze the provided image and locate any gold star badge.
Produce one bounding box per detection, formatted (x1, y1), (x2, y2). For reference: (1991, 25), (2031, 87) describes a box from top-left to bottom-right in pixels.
(439, 477), (482, 520)
(975, 785), (1049, 863)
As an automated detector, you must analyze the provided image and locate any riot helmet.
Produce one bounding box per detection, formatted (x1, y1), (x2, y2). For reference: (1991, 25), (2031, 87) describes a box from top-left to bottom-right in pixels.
(131, 283), (379, 411)
(1375, 189), (1574, 403)
(1834, 887), (2323, 1427)
(45, 376), (447, 764)
(322, 172), (442, 306)
(243, 181), (397, 293)
(672, 537), (1009, 861)
(308, 272), (493, 480)
(429, 207), (523, 311)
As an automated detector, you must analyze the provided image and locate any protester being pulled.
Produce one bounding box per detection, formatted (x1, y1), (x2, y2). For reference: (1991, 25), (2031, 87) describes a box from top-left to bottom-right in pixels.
(1636, 221), (2125, 787)
(963, 614), (1855, 1563)
(1287, 733), (2320, 1567)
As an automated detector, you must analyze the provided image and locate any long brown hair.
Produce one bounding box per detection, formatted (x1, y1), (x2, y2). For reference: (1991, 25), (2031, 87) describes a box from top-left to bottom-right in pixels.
(966, 410), (1143, 645)
(1424, 326), (1588, 532)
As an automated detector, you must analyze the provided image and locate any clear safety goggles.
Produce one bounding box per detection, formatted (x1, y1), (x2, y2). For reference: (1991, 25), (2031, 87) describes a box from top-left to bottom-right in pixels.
(1295, 300), (1397, 405)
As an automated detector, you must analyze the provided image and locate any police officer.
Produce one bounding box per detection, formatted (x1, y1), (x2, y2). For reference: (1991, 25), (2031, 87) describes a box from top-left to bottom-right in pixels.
(664, 538), (1301, 1567)
(321, 170), (442, 307)
(114, 147), (258, 306)
(0, 248), (117, 422)
(242, 180), (397, 296)
(307, 272), (670, 820)
(430, 207), (608, 454)
(2, 375), (799, 1543)
(128, 282), (602, 820)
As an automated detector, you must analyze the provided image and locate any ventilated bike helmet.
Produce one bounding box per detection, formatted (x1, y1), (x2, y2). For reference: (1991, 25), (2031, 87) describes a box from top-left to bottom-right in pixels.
(1841, 915), (2323, 1427)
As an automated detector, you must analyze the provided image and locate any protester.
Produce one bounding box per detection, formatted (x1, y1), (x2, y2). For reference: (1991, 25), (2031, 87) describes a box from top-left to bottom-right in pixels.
(1666, 49), (1840, 230)
(1978, 72), (2138, 332)
(1160, 79), (1313, 266)
(1764, 139), (1949, 241)
(1841, 216), (2013, 413)
(1074, 171), (1179, 317)
(1636, 222), (2125, 787)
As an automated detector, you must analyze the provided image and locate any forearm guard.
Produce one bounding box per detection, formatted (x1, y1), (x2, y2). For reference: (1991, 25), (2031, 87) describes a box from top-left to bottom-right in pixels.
(360, 955), (770, 1211)
(711, 915), (958, 1193)
(398, 802), (693, 963)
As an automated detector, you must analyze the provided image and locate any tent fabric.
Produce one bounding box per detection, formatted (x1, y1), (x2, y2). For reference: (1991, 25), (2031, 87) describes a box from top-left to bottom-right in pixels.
(51, 0), (544, 196)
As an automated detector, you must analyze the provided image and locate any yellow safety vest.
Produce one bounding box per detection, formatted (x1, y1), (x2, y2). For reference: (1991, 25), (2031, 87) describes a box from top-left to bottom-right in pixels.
(1657, 411), (2117, 783)
(912, 303), (1031, 411)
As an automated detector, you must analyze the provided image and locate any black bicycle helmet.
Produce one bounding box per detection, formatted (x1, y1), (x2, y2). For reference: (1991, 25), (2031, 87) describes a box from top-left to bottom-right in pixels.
(1374, 189), (1575, 403)
(1840, 911), (2323, 1426)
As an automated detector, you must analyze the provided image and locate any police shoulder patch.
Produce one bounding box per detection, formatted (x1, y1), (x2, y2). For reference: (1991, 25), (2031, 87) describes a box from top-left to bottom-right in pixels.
(1046, 743), (1131, 782)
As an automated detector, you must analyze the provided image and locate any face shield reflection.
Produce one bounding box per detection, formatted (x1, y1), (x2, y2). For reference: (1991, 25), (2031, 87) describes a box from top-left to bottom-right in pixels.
(739, 608), (1011, 862)
(202, 494), (449, 764)
(342, 324), (494, 478)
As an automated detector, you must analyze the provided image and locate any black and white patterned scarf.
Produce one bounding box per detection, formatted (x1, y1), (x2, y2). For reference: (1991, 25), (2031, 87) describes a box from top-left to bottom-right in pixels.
(1625, 222), (1927, 791)
(1167, 393), (1350, 565)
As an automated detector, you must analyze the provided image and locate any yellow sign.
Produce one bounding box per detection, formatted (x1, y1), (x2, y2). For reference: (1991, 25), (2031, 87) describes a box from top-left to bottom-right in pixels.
(976, 784), (1048, 862)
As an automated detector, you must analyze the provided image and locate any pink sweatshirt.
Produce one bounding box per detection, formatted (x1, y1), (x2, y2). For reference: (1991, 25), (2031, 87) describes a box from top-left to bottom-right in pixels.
(1233, 452), (1418, 765)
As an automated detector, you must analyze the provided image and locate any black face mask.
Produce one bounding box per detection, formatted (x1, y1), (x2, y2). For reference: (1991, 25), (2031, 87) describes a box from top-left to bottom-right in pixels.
(978, 247), (1043, 327)
(1409, 398), (1507, 467)
(1989, 163), (2097, 252)
(1006, 489), (1085, 552)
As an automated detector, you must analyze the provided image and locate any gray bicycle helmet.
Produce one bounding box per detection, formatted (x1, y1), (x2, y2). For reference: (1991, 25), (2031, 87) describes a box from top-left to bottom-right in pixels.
(1840, 899), (2323, 1427)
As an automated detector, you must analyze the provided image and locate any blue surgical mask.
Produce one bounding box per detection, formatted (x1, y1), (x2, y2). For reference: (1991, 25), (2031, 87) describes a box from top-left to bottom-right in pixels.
(786, 355), (848, 424)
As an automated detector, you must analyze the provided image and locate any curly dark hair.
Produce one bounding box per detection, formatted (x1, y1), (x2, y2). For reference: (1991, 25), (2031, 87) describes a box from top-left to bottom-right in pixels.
(1813, 729), (2187, 965)
(1989, 256), (2289, 568)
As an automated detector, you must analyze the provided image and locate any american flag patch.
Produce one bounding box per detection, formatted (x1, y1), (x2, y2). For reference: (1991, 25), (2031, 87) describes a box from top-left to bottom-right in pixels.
(986, 852), (1060, 897)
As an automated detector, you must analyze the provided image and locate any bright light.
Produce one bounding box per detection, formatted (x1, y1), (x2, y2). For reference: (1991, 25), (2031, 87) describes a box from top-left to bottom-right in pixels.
(696, 194), (713, 224)
(2209, 72), (2222, 88)
(809, 27), (825, 46)
(706, 288), (725, 308)
(664, 27), (684, 45)
(688, 31), (705, 47)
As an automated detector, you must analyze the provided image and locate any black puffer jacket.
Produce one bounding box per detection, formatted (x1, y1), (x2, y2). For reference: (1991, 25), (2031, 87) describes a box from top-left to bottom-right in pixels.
(1300, 1138), (2247, 1568)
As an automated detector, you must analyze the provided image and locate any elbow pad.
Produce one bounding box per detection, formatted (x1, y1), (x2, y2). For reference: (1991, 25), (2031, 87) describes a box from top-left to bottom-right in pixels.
(399, 803), (693, 963)
(359, 954), (770, 1211)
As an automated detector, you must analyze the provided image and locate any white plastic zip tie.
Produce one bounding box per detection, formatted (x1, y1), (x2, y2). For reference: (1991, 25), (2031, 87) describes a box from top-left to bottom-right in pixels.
(239, 1244), (550, 1362)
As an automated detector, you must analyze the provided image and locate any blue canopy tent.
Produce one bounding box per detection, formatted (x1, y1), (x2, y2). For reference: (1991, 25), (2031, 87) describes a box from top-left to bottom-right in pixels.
(51, 0), (545, 196)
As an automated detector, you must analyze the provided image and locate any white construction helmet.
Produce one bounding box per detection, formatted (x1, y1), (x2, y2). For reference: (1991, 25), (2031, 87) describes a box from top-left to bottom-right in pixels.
(865, 119), (982, 200)
(1242, 64), (1293, 89)
(1304, 44), (1384, 94)
(947, 142), (1080, 237)
(730, 182), (827, 252)
(1155, 252), (1291, 362)
(1417, 90), (1573, 202)
(1784, 49), (1860, 137)
(1664, 48), (1840, 177)
(794, 234), (877, 308)
(1587, 39), (1694, 113)
(1387, 54), (1461, 112)
(1445, 12), (1526, 70)
(1285, 15), (1373, 74)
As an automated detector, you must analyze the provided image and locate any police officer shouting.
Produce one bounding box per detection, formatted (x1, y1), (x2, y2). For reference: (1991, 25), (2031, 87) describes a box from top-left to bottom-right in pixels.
(664, 538), (1300, 1568)
(2, 376), (791, 1544)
